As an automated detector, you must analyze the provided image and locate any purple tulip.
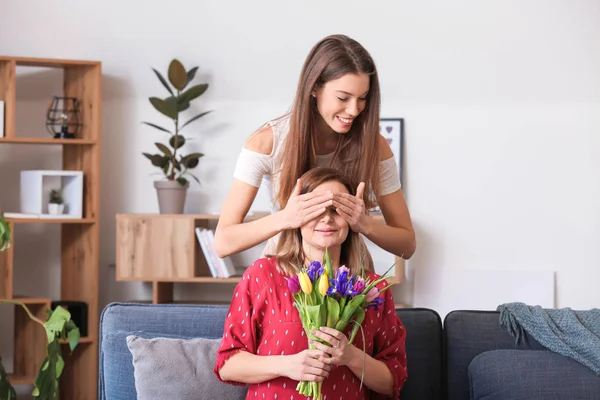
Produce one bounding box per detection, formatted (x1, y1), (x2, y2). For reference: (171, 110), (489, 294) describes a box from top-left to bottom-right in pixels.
(353, 277), (365, 294)
(365, 287), (380, 303)
(287, 275), (301, 294)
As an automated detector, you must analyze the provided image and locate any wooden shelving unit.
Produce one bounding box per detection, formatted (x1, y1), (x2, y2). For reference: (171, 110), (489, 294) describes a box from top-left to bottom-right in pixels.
(0, 56), (101, 399)
(115, 213), (405, 304)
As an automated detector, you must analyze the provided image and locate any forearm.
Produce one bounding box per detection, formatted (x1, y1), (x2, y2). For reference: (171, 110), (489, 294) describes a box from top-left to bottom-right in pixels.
(214, 212), (284, 258)
(363, 217), (416, 259)
(219, 351), (286, 384)
(346, 346), (394, 396)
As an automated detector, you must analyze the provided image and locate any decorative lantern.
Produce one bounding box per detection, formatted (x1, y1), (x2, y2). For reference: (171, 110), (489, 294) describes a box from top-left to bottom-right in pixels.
(45, 96), (82, 139)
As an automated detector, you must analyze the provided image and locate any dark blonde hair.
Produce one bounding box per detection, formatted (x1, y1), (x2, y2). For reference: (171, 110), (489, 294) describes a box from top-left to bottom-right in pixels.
(268, 167), (374, 277)
(275, 34), (382, 212)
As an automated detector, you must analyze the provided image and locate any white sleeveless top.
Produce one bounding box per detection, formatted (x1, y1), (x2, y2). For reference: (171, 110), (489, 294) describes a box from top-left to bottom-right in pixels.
(233, 114), (402, 213)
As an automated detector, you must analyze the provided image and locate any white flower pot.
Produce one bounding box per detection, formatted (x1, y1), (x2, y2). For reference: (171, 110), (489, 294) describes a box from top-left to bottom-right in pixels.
(48, 203), (64, 215)
(154, 180), (189, 214)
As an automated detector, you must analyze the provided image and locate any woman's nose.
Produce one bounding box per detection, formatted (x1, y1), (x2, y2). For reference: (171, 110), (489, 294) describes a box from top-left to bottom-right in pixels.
(346, 100), (359, 116)
(321, 207), (335, 221)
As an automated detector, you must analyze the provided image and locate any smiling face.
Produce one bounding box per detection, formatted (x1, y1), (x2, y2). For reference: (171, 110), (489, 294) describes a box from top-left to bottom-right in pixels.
(300, 180), (350, 257)
(313, 73), (370, 134)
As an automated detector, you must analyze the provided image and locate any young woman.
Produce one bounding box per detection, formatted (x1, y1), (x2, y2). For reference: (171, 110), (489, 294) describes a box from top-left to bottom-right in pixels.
(214, 34), (416, 261)
(214, 167), (407, 399)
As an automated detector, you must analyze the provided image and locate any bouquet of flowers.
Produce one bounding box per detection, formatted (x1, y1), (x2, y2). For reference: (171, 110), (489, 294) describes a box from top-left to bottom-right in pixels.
(286, 250), (397, 400)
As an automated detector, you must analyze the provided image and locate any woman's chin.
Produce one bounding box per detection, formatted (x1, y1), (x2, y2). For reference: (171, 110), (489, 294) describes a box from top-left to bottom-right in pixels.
(309, 239), (343, 251)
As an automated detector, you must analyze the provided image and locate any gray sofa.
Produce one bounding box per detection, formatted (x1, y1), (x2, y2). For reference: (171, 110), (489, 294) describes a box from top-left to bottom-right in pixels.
(98, 303), (600, 399)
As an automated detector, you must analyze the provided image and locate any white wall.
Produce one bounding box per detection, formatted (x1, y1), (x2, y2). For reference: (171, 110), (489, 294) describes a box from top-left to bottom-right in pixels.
(1, 0), (600, 370)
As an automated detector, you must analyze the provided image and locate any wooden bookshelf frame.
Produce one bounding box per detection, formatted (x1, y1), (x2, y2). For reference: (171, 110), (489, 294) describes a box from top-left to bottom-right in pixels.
(0, 55), (101, 399)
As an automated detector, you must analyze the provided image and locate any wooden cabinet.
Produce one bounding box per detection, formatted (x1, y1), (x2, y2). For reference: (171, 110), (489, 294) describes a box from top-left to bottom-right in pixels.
(0, 56), (101, 399)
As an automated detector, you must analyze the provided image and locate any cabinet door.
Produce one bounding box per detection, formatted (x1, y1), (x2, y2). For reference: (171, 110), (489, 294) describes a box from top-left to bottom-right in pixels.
(116, 215), (195, 279)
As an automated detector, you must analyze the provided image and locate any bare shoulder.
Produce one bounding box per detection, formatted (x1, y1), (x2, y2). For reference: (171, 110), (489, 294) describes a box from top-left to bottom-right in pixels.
(245, 124), (274, 155)
(378, 134), (394, 161)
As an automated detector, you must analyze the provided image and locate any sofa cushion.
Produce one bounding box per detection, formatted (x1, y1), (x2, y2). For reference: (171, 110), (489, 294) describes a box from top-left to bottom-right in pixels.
(126, 335), (247, 400)
(444, 310), (546, 400)
(469, 349), (600, 400)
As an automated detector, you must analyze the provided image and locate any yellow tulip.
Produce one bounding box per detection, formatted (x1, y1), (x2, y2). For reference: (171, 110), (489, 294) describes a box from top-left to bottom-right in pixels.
(298, 272), (312, 294)
(318, 272), (329, 296)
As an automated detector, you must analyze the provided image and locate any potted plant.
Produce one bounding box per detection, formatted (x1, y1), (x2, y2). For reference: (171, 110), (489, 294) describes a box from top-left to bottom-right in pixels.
(0, 216), (80, 400)
(143, 58), (212, 214)
(48, 189), (64, 215)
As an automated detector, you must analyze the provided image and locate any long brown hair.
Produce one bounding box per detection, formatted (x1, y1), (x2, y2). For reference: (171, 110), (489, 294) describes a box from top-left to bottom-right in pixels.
(268, 167), (375, 277)
(276, 34), (382, 211)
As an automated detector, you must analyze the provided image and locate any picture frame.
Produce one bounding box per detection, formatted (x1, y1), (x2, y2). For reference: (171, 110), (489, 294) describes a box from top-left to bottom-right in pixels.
(379, 118), (404, 186)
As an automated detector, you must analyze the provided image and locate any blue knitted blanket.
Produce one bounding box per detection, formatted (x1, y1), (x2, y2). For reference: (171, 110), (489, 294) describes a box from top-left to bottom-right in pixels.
(497, 302), (600, 374)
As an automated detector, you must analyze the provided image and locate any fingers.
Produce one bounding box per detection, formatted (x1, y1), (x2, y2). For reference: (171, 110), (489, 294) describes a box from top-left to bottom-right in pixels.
(301, 350), (330, 381)
(332, 193), (359, 209)
(331, 200), (353, 217)
(310, 328), (343, 348)
(302, 191), (334, 208)
(303, 204), (329, 222)
(292, 178), (302, 197)
(309, 339), (336, 357)
(356, 181), (365, 200)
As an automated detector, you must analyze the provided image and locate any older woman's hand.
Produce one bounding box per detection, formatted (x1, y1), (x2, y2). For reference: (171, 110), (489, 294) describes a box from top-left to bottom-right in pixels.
(309, 327), (359, 367)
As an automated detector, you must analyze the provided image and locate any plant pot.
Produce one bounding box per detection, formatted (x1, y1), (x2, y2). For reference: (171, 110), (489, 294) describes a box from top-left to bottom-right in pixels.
(48, 203), (64, 215)
(154, 180), (189, 214)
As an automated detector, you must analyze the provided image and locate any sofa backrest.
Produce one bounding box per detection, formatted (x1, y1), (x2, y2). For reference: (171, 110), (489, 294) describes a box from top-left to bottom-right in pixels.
(443, 310), (545, 400)
(98, 303), (443, 400)
(99, 303), (230, 400)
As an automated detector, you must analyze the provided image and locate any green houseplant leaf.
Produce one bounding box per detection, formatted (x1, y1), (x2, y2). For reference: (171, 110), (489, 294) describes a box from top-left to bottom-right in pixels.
(168, 59), (187, 91)
(185, 66), (198, 89)
(169, 135), (185, 149)
(180, 111), (212, 131)
(152, 68), (174, 96)
(0, 301), (80, 400)
(179, 84), (209, 104)
(0, 358), (17, 399)
(142, 122), (171, 134)
(149, 97), (177, 120)
(0, 217), (11, 251)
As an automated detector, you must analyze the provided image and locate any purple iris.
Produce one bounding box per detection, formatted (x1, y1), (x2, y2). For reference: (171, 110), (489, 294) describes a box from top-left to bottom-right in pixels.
(367, 296), (384, 311)
(326, 267), (360, 297)
(306, 261), (324, 281)
(366, 287), (384, 310)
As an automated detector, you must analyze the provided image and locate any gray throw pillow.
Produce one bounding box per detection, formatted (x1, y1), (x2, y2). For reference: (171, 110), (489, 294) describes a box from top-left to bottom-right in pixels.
(126, 335), (248, 400)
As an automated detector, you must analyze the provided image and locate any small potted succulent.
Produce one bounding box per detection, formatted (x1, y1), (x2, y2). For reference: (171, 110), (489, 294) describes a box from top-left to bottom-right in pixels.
(143, 58), (212, 214)
(48, 189), (64, 215)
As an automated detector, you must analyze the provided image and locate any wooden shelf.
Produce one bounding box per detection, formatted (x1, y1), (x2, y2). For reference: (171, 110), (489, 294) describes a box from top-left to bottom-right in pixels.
(152, 276), (242, 283)
(6, 217), (96, 224)
(7, 373), (35, 385)
(0, 137), (97, 145)
(122, 212), (269, 221)
(3, 296), (51, 305)
(0, 55), (100, 68)
(0, 55), (101, 399)
(59, 336), (94, 345)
